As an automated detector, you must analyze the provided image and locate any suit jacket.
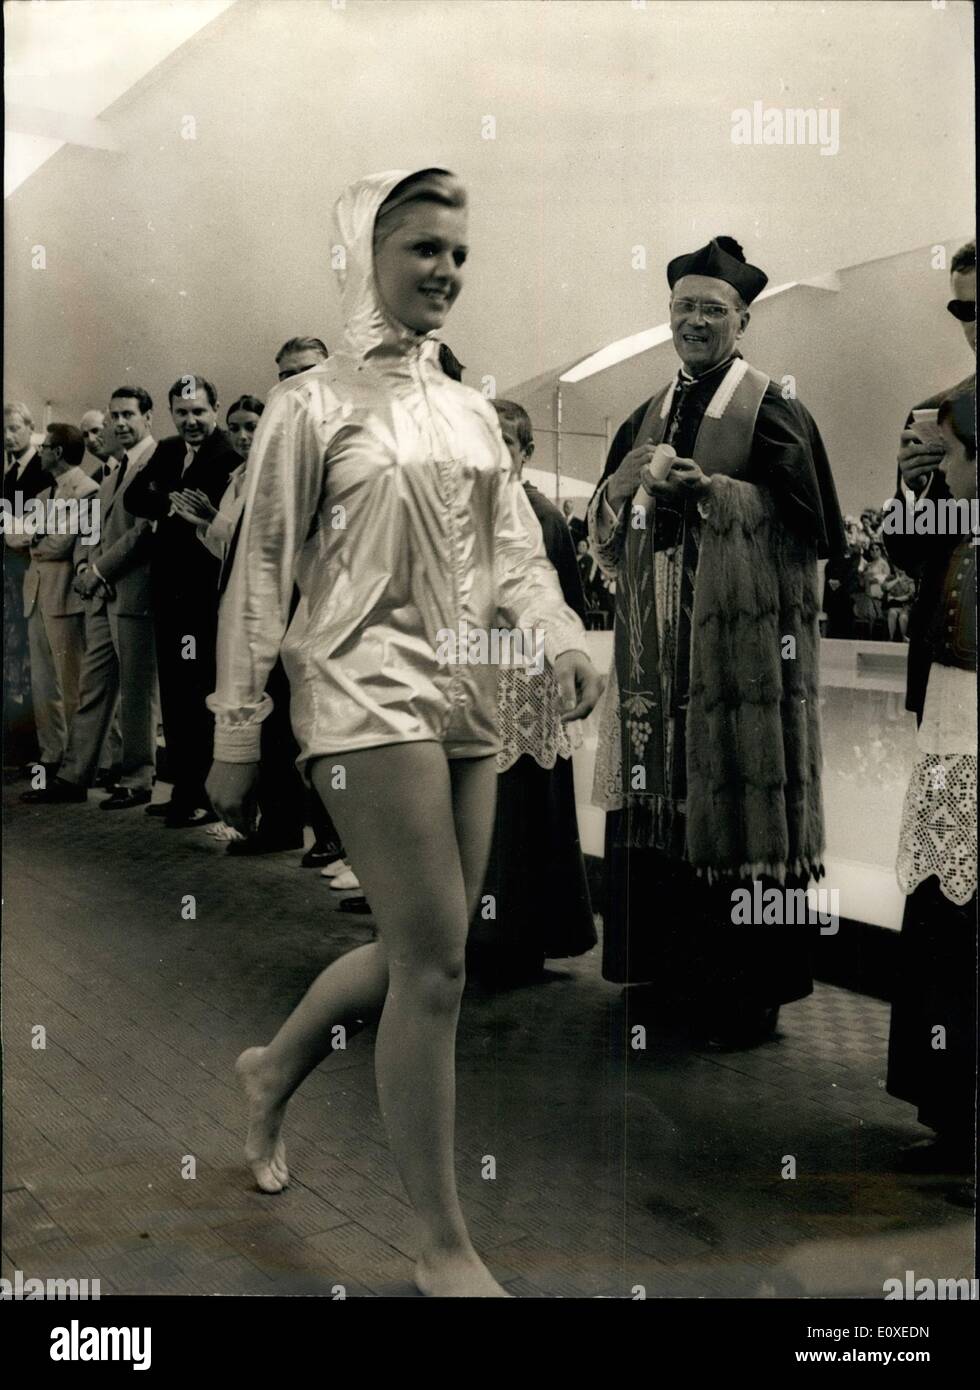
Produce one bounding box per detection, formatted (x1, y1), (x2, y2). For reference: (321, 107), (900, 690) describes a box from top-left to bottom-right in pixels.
(80, 450), (111, 482)
(3, 448), (52, 506)
(73, 443), (156, 616)
(124, 429), (239, 611)
(20, 470), (100, 619)
(3, 450), (53, 594)
(884, 374), (976, 720)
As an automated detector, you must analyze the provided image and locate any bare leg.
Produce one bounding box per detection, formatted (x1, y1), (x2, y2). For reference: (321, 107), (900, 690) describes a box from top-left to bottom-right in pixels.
(236, 939), (388, 1191)
(240, 743), (505, 1295)
(235, 755), (499, 1190)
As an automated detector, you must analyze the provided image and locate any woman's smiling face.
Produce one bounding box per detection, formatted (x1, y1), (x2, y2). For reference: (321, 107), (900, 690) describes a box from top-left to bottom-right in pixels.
(373, 201), (468, 334)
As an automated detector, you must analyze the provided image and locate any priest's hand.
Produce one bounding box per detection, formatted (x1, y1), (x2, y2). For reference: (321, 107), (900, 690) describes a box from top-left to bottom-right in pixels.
(639, 455), (708, 498)
(206, 760), (259, 835)
(668, 459), (711, 495)
(554, 649), (603, 723)
(607, 444), (658, 509)
(898, 429), (944, 492)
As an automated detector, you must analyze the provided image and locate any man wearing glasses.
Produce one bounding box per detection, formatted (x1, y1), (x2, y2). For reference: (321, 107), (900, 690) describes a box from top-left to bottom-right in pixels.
(587, 236), (845, 1050)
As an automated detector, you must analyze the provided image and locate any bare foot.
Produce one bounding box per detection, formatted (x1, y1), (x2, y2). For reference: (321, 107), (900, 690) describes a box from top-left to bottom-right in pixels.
(235, 1047), (290, 1193)
(415, 1249), (512, 1298)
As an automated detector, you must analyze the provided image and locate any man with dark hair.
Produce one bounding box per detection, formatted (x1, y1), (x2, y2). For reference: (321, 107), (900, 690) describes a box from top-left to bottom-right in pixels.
(587, 236), (845, 1048)
(24, 390), (159, 807)
(275, 338), (330, 381)
(8, 424), (98, 780)
(124, 375), (238, 826)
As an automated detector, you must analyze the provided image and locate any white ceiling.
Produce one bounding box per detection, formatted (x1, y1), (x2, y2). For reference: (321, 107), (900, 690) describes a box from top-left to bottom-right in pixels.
(4, 0), (235, 196)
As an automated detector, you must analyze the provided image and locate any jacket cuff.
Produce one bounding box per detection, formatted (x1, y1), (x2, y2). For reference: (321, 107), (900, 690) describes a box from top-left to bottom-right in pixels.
(207, 693), (273, 764)
(544, 615), (589, 667)
(212, 723), (263, 764)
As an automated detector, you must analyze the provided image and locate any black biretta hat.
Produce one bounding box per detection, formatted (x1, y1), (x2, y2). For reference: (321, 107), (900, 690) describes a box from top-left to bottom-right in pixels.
(667, 236), (768, 304)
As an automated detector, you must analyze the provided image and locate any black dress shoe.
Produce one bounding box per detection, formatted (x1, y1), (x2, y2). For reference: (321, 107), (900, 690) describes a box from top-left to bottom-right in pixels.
(100, 787), (153, 811)
(301, 841), (345, 868)
(20, 778), (87, 805)
(226, 831), (305, 856)
(145, 800), (177, 817)
(338, 897), (373, 915)
(164, 807), (218, 829)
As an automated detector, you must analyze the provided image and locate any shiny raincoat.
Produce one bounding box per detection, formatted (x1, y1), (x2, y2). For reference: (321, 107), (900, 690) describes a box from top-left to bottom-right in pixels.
(209, 168), (586, 768)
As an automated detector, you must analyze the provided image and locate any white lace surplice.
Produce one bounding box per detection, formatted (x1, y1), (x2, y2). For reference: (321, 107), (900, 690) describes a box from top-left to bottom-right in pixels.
(496, 665), (580, 773)
(896, 663), (978, 906)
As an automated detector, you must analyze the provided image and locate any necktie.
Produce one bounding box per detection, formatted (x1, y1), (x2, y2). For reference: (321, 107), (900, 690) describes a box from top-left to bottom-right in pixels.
(111, 453), (129, 496)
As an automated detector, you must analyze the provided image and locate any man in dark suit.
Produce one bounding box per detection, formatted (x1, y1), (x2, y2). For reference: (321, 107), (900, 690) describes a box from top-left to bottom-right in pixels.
(4, 402), (50, 502)
(125, 375), (238, 827)
(3, 402), (53, 770)
(23, 388), (159, 807)
(886, 237), (975, 723)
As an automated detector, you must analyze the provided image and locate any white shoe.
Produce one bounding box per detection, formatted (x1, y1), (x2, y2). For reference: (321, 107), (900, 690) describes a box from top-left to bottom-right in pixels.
(206, 820), (246, 841)
(328, 869), (361, 892)
(319, 858), (349, 879)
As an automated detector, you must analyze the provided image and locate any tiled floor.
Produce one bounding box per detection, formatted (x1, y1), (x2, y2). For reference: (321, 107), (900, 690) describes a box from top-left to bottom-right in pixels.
(2, 785), (972, 1297)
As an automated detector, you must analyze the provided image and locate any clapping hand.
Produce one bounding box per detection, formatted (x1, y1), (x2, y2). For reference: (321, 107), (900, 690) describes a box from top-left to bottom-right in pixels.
(170, 488), (217, 525)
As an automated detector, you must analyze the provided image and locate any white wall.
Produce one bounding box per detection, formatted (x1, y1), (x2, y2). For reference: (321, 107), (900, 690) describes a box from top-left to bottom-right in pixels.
(4, 0), (973, 447)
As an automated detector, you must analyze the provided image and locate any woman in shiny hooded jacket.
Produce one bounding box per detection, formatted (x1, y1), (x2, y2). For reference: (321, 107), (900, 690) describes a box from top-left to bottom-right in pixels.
(206, 168), (601, 1296)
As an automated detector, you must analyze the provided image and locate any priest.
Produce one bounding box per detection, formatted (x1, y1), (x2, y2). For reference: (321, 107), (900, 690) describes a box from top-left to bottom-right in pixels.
(587, 236), (845, 1048)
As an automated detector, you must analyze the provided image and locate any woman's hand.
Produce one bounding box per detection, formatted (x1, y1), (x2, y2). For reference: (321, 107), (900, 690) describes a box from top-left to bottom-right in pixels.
(554, 649), (603, 723)
(206, 760), (260, 834)
(171, 488), (218, 525)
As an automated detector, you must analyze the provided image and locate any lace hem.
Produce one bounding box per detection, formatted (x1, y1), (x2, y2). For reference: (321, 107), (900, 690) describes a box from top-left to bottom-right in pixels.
(591, 657), (624, 808)
(496, 667), (576, 772)
(896, 753), (978, 906)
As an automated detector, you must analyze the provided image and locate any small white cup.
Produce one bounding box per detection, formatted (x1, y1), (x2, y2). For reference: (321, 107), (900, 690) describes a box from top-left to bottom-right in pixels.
(640, 443), (676, 492)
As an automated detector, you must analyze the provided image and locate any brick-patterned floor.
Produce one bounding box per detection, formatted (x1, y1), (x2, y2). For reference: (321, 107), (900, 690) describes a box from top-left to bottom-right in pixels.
(2, 785), (972, 1297)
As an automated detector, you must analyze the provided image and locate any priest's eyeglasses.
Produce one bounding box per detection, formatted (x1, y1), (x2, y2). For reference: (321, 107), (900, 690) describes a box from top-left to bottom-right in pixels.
(671, 298), (732, 320)
(947, 299), (976, 323)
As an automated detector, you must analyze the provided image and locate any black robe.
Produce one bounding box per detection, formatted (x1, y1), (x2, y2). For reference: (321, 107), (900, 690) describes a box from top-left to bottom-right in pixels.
(592, 355), (845, 1012)
(469, 482), (596, 978)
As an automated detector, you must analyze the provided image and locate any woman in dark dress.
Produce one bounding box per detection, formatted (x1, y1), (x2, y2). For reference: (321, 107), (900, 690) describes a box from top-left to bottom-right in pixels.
(468, 400), (597, 984)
